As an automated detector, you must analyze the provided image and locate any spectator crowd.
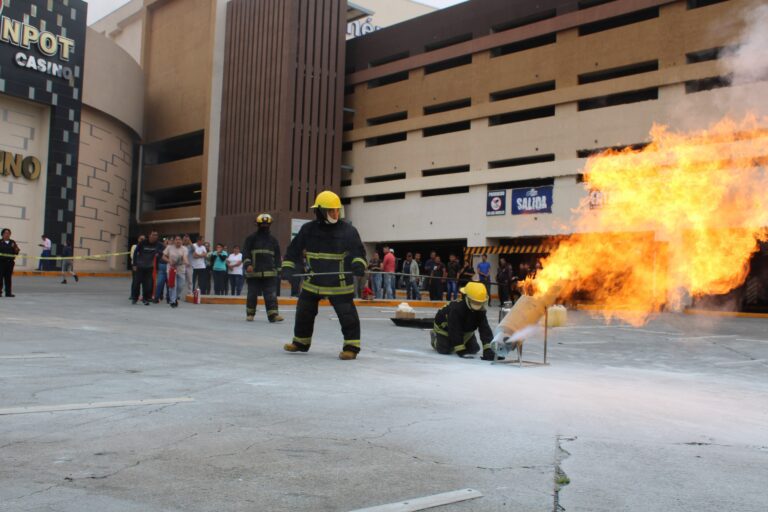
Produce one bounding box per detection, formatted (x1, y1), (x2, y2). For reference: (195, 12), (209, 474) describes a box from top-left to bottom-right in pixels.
(127, 232), (543, 308)
(360, 246), (543, 306)
(129, 232), (247, 306)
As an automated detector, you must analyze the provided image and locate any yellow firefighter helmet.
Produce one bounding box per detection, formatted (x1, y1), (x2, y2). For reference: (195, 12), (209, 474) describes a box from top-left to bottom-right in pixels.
(256, 213), (273, 224)
(460, 281), (488, 311)
(311, 190), (342, 209)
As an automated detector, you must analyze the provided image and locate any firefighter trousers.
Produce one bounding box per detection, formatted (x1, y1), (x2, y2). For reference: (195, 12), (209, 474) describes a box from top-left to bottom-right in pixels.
(292, 290), (361, 353)
(431, 332), (480, 355)
(246, 277), (279, 318)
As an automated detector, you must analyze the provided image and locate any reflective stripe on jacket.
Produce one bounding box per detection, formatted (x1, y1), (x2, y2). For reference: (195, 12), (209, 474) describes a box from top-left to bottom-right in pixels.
(282, 219), (366, 295)
(242, 231), (281, 279)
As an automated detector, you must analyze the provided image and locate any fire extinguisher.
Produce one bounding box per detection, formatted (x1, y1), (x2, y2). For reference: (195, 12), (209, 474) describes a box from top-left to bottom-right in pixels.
(193, 287), (201, 304)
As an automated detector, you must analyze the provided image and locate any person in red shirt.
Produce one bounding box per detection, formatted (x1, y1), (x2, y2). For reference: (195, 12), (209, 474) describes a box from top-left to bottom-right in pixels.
(381, 246), (396, 299)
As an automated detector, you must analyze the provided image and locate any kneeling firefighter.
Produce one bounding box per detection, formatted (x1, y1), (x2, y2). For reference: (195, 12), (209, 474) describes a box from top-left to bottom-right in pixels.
(242, 213), (284, 323)
(431, 282), (500, 361)
(281, 191), (367, 360)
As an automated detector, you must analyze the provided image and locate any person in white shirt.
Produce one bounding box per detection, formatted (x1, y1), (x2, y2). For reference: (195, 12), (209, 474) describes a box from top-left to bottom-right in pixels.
(183, 234), (194, 294)
(227, 245), (244, 296)
(191, 237), (209, 294)
(38, 235), (52, 271)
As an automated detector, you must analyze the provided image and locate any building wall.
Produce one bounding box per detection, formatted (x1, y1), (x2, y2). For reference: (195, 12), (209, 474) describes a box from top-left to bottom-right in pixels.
(131, 0), (219, 237)
(89, 0), (144, 65)
(83, 28), (144, 138)
(215, 0), (347, 250)
(142, 0), (214, 143)
(0, 95), (51, 269)
(343, 0), (766, 254)
(72, 25), (144, 272)
(74, 107), (134, 271)
(113, 19), (144, 65)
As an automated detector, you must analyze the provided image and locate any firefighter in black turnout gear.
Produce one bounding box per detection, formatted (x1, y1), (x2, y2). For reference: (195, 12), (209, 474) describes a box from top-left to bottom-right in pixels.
(431, 282), (500, 361)
(242, 213), (284, 322)
(281, 191), (367, 360)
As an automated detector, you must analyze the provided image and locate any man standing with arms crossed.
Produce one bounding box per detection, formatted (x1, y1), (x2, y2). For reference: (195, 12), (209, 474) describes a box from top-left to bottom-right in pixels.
(281, 191), (367, 360)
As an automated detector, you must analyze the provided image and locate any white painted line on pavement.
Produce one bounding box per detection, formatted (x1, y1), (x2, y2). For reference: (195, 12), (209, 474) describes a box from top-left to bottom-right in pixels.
(0, 397), (195, 416)
(77, 325), (109, 332)
(348, 488), (483, 512)
(668, 335), (738, 341)
(392, 349), (433, 356)
(0, 354), (64, 360)
(735, 338), (768, 344)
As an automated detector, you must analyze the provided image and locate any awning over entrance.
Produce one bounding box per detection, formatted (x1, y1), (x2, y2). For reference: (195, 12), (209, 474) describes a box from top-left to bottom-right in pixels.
(464, 242), (560, 257)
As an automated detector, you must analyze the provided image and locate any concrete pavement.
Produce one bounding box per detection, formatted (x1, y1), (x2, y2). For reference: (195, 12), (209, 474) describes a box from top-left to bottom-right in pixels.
(0, 276), (766, 511)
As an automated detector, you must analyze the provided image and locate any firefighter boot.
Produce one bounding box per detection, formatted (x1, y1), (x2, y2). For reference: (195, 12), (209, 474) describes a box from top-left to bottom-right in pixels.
(339, 344), (359, 360)
(246, 315), (255, 322)
(268, 314), (284, 323)
(283, 341), (310, 353)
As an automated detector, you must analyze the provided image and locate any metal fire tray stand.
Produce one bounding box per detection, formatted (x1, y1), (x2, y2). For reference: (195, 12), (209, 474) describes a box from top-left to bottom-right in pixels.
(492, 308), (550, 367)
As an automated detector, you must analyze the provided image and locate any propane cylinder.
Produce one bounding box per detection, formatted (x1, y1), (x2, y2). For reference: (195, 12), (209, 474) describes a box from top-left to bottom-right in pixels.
(498, 283), (564, 335)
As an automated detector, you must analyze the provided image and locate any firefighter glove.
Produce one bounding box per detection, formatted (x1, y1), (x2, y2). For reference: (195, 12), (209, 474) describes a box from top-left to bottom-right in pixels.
(482, 348), (501, 361)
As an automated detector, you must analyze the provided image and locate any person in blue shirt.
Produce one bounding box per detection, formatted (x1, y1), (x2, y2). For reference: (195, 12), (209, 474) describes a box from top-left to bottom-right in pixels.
(211, 243), (229, 295)
(476, 254), (491, 296)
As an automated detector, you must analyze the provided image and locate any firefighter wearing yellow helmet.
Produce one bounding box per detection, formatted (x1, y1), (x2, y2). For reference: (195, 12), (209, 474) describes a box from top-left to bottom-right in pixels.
(281, 190), (367, 360)
(431, 281), (500, 360)
(242, 213), (284, 322)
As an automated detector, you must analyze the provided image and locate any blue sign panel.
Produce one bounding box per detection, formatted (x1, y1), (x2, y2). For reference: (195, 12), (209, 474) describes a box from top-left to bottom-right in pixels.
(511, 186), (553, 215)
(486, 190), (506, 216)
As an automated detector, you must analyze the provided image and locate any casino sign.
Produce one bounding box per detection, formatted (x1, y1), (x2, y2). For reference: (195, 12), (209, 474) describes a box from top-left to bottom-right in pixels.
(1, 9), (77, 80)
(0, 151), (42, 181)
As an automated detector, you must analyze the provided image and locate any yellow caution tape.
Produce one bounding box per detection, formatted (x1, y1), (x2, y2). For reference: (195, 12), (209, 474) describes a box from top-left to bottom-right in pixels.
(0, 251), (131, 261)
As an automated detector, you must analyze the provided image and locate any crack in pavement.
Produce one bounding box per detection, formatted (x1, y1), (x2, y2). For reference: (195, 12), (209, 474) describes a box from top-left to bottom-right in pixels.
(363, 437), (543, 473)
(553, 435), (576, 512)
(64, 460), (141, 481)
(0, 409), (133, 453)
(675, 441), (733, 447)
(205, 439), (265, 460)
(150, 432), (199, 451)
(8, 483), (61, 501)
(357, 417), (450, 441)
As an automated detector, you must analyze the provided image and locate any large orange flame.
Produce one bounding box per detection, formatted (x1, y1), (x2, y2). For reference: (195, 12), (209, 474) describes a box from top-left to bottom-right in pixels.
(533, 115), (768, 325)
